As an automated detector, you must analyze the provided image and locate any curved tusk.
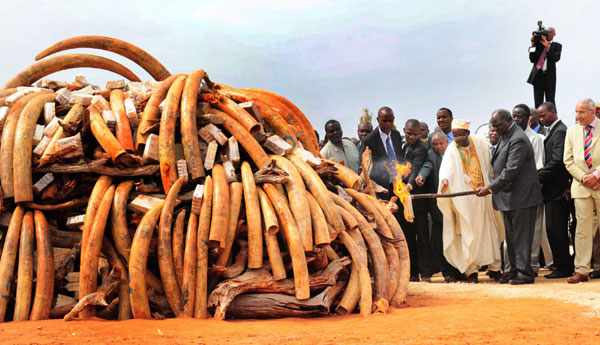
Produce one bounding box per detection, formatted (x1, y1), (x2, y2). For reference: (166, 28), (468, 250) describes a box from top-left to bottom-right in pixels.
(35, 35), (171, 81)
(3, 54), (141, 89)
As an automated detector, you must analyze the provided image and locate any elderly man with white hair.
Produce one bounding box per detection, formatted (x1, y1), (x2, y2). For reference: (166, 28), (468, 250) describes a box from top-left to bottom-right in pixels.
(563, 98), (600, 283)
(437, 119), (504, 283)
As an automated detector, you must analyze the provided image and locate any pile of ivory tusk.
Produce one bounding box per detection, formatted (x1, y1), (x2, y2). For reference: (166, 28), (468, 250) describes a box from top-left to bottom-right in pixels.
(0, 36), (409, 321)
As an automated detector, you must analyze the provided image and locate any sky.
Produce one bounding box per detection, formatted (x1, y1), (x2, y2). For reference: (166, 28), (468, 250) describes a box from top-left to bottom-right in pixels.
(1, 0), (599, 139)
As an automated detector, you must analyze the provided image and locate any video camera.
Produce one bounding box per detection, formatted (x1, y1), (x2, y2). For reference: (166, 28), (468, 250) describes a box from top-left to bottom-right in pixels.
(531, 20), (548, 45)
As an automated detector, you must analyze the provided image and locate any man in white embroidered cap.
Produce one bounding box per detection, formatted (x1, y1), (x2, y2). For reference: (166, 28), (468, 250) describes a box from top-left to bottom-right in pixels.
(437, 119), (504, 283)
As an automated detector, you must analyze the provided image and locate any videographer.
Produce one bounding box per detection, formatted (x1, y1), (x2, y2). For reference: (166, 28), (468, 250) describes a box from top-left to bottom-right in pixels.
(527, 25), (561, 108)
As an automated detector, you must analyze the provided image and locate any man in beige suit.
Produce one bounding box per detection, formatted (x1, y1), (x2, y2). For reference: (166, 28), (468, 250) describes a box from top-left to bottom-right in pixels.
(563, 98), (600, 283)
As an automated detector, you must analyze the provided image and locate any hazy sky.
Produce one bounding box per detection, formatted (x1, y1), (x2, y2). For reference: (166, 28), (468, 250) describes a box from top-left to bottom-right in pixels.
(2, 0), (599, 139)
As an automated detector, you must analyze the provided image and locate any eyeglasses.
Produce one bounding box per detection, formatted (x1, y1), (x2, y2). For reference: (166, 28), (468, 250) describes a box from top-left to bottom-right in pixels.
(454, 135), (468, 140)
(575, 109), (592, 116)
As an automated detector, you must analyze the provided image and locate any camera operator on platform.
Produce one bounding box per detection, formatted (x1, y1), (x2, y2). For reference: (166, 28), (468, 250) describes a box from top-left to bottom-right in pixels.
(527, 24), (561, 108)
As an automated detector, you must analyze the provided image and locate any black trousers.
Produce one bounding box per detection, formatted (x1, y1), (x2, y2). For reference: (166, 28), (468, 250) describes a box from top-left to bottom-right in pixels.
(502, 206), (537, 279)
(544, 199), (574, 272)
(431, 217), (461, 278)
(533, 74), (556, 108)
(399, 199), (433, 278)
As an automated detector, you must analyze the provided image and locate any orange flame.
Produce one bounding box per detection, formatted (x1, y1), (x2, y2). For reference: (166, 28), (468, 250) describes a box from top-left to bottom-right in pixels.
(385, 160), (412, 220)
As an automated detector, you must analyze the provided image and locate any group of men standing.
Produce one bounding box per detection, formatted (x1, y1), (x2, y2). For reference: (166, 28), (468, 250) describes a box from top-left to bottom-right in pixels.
(320, 99), (600, 285)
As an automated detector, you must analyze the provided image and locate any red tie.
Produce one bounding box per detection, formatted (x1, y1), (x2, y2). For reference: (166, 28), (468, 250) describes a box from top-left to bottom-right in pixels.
(585, 125), (593, 169)
(536, 49), (547, 70)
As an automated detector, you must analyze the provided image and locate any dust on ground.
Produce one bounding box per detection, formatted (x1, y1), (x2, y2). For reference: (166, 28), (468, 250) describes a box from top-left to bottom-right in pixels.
(1, 268), (599, 345)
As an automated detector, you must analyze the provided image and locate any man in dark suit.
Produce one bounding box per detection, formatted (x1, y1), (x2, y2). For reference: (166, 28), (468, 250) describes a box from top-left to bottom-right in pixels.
(537, 102), (574, 278)
(476, 109), (543, 285)
(527, 27), (561, 108)
(416, 132), (462, 282)
(402, 119), (432, 282)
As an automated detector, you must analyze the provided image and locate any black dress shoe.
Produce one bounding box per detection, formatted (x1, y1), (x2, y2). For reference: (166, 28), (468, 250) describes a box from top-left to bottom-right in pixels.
(444, 275), (457, 283)
(467, 273), (478, 283)
(544, 270), (573, 279)
(421, 276), (432, 283)
(487, 270), (502, 282)
(499, 272), (516, 284)
(509, 276), (534, 285)
(590, 270), (600, 279)
(410, 275), (420, 282)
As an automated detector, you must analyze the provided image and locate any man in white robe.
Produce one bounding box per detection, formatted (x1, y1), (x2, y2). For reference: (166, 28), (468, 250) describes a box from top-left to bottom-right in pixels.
(437, 119), (504, 283)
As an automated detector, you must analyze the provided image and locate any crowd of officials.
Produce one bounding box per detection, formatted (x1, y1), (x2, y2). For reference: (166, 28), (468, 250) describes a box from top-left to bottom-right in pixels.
(319, 100), (600, 285)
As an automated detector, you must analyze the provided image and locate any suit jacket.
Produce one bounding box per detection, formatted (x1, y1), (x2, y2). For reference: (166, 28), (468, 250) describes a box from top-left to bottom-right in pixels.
(359, 127), (404, 191)
(419, 148), (443, 220)
(527, 41), (562, 85)
(402, 140), (428, 194)
(563, 122), (600, 199)
(538, 120), (571, 200)
(489, 124), (543, 211)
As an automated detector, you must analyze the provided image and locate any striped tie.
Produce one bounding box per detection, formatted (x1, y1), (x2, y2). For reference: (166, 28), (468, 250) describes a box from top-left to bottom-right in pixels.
(585, 125), (593, 169)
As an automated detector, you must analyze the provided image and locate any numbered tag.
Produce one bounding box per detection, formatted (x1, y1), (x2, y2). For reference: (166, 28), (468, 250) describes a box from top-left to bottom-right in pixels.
(463, 173), (472, 184)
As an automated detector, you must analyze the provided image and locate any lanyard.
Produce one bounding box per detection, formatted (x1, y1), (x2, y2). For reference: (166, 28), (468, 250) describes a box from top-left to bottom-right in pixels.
(457, 138), (472, 172)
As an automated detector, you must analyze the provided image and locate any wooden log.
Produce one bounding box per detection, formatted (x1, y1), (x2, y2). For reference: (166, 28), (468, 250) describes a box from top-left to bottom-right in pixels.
(0, 206), (24, 322)
(180, 69), (206, 181)
(79, 184), (115, 319)
(110, 89), (134, 152)
(198, 126), (215, 144)
(203, 141), (218, 171)
(158, 177), (185, 317)
(226, 283), (344, 319)
(208, 165), (229, 250)
(30, 210), (55, 321)
(263, 183), (309, 300)
(182, 213), (198, 318)
(173, 209), (187, 292)
(227, 136), (240, 165)
(197, 113), (225, 125)
(194, 176), (213, 319)
(13, 211), (34, 321)
(13, 93), (57, 203)
(53, 133), (82, 157)
(35, 159), (158, 176)
(130, 201), (165, 319)
(271, 155), (313, 251)
(215, 182), (243, 270)
(159, 75), (187, 194)
(196, 102), (211, 116)
(256, 187), (286, 281)
(64, 266), (122, 321)
(264, 135), (292, 155)
(208, 257), (350, 320)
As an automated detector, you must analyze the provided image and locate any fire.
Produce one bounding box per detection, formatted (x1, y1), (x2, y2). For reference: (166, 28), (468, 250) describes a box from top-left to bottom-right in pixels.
(385, 160), (414, 222)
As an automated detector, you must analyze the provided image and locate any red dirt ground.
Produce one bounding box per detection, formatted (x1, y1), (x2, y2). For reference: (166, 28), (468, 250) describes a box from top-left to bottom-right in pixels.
(1, 272), (599, 344)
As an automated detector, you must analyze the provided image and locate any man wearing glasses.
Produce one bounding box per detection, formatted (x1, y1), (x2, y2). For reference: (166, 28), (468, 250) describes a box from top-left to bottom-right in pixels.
(563, 98), (600, 283)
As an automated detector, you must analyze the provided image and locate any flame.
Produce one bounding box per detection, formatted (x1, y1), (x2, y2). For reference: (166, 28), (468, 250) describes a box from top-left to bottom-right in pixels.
(385, 160), (413, 221)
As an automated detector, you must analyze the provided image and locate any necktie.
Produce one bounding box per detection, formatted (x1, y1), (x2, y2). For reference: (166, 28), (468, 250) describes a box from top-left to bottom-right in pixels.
(585, 125), (593, 169)
(386, 136), (396, 162)
(536, 48), (547, 70)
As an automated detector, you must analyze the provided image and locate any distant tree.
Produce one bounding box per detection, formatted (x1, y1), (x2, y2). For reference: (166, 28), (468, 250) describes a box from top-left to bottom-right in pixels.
(360, 108), (372, 123)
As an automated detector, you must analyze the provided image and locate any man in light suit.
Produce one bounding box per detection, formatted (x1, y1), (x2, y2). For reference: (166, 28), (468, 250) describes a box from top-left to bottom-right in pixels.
(476, 109), (543, 285)
(563, 98), (600, 283)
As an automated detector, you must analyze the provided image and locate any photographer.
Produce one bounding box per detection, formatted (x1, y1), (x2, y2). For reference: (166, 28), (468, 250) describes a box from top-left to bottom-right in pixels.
(527, 25), (561, 108)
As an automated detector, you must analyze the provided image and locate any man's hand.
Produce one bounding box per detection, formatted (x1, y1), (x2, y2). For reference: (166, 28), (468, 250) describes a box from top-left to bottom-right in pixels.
(541, 35), (549, 49)
(440, 179), (449, 194)
(531, 35), (536, 47)
(476, 186), (491, 197)
(582, 173), (599, 188)
(563, 189), (571, 200)
(415, 175), (424, 187)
